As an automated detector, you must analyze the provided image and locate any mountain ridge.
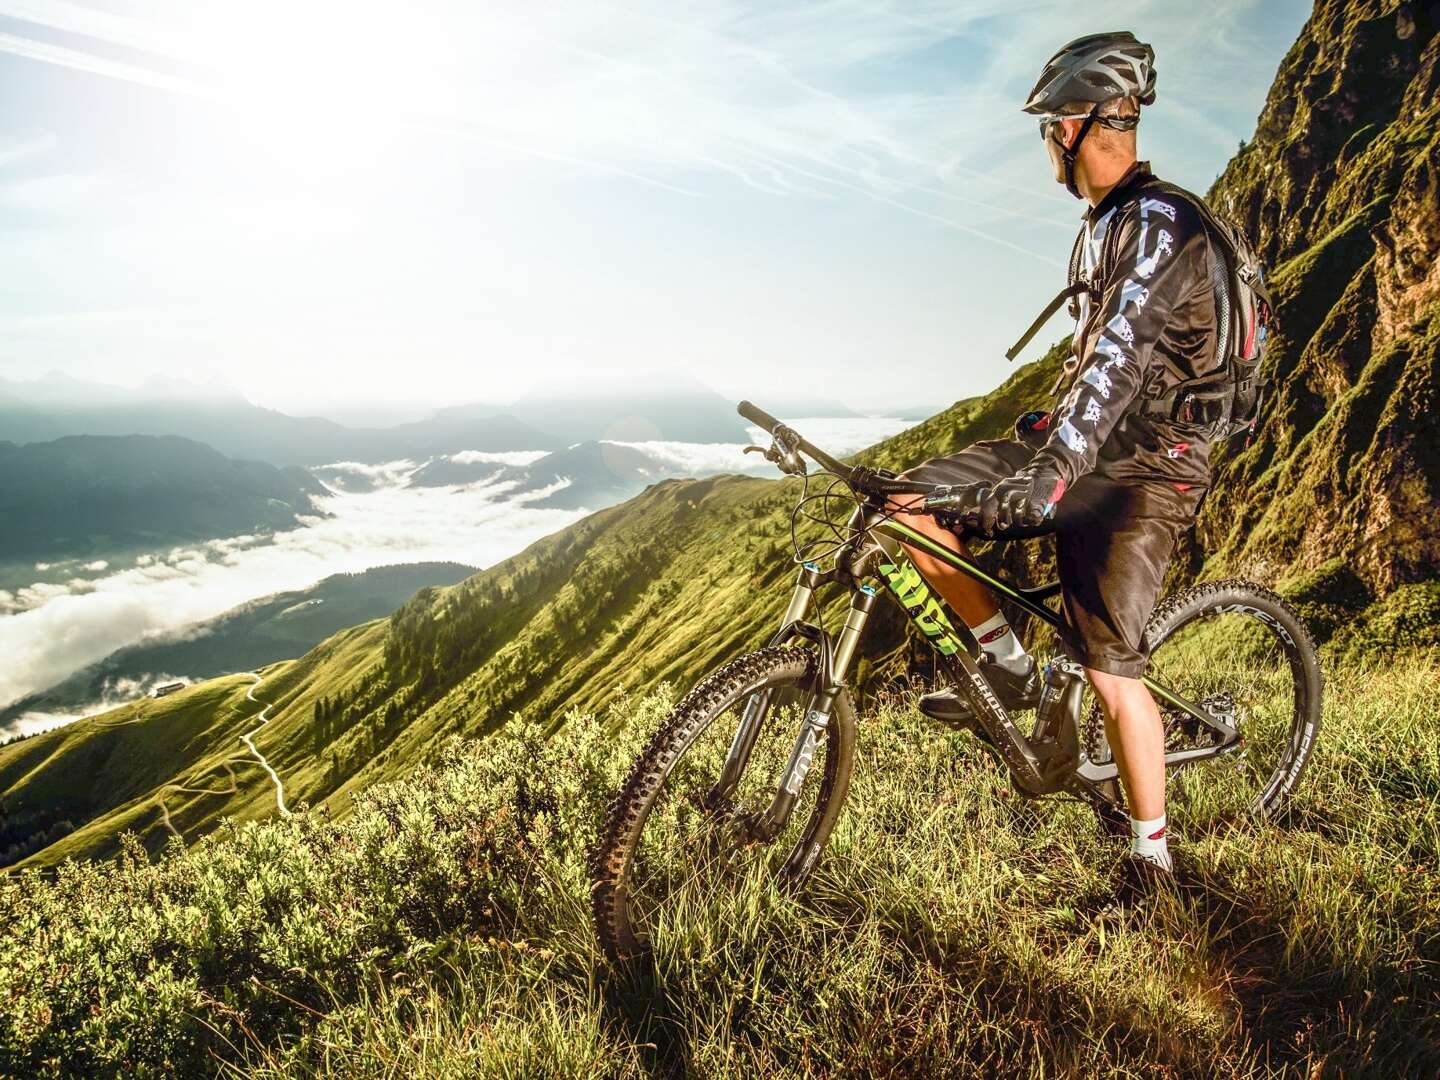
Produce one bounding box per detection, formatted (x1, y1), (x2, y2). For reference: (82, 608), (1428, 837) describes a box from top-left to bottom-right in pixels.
(1197, 0), (1439, 598)
(0, 374), (756, 466)
(0, 434), (324, 567)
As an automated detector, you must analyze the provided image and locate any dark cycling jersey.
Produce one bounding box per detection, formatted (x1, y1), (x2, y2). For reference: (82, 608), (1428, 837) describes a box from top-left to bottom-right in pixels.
(1031, 161), (1223, 491)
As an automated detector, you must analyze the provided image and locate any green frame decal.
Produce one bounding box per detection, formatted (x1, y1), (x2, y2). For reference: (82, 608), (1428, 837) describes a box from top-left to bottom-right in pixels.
(880, 521), (1030, 607)
(877, 555), (967, 657)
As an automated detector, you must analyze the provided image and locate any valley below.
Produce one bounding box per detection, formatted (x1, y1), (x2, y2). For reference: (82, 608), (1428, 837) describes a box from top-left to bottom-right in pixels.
(0, 417), (908, 740)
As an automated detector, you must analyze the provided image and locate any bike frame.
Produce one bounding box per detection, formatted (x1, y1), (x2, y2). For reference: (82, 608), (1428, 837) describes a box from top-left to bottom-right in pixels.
(715, 503), (1243, 835)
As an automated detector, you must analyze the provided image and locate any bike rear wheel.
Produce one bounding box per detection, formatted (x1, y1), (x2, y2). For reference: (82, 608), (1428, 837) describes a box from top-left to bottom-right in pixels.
(591, 646), (855, 963)
(1085, 579), (1322, 825)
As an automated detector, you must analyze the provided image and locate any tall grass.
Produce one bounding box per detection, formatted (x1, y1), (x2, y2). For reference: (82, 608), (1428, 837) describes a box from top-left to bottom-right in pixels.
(1, 651), (1436, 1078)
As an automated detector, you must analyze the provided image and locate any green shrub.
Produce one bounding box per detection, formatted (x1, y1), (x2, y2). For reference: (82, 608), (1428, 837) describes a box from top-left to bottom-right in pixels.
(2, 657), (1438, 1078)
(0, 700), (659, 1078)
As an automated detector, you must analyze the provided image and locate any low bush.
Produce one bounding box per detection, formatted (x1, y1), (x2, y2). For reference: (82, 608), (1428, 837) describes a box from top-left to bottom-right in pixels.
(1, 654), (1436, 1078)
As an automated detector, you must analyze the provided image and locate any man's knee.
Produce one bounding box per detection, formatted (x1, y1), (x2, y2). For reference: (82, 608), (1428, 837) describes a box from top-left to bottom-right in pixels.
(1085, 667), (1147, 712)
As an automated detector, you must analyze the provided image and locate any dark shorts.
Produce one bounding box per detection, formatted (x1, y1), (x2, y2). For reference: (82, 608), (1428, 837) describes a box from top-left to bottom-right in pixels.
(901, 439), (1204, 678)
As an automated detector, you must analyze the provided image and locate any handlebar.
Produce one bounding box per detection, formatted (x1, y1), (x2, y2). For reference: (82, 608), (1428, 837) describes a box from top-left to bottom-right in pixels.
(738, 400), (853, 479)
(735, 399), (784, 437)
(921, 487), (973, 514)
(737, 400), (946, 499)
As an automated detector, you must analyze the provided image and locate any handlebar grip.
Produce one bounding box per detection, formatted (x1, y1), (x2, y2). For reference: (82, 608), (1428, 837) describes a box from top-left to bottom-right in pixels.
(872, 477), (944, 497)
(737, 399), (783, 434)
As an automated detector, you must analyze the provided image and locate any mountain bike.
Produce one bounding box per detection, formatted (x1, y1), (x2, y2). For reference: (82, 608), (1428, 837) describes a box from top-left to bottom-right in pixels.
(591, 402), (1323, 962)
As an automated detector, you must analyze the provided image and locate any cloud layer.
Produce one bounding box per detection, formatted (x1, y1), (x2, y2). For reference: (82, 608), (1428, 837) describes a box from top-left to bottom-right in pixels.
(0, 417), (906, 710)
(0, 474), (585, 708)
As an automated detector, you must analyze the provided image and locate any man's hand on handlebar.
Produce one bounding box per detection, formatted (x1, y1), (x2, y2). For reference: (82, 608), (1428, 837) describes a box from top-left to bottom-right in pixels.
(919, 462), (1067, 535)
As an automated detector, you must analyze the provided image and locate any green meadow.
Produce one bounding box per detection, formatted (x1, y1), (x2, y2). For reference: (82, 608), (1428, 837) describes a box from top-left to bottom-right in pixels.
(2, 645), (1435, 1078)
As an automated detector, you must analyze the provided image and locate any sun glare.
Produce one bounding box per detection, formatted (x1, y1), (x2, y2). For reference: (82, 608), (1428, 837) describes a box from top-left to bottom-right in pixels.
(170, 1), (463, 174)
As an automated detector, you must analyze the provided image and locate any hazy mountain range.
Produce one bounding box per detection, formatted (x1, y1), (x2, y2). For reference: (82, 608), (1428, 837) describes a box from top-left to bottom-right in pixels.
(410, 440), (663, 508)
(0, 434), (324, 565)
(0, 370), (763, 467)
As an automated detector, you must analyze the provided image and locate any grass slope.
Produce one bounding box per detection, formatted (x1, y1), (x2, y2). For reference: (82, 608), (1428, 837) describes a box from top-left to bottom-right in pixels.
(1, 648), (1435, 1077)
(9, 281), (1437, 867)
(0, 675), (272, 867)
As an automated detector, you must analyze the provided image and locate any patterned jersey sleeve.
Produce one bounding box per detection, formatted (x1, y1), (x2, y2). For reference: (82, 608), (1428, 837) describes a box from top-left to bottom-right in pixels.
(1031, 193), (1209, 484)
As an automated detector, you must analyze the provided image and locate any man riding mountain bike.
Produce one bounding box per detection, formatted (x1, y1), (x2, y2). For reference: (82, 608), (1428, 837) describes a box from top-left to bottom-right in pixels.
(891, 31), (1228, 900)
(590, 29), (1310, 961)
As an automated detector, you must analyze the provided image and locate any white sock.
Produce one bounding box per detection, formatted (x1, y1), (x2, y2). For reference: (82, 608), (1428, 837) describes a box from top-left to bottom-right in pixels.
(1129, 814), (1173, 872)
(968, 610), (1028, 671)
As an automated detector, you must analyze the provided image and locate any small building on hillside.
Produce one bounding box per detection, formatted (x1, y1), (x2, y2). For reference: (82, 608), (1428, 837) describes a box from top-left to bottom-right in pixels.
(152, 682), (185, 698)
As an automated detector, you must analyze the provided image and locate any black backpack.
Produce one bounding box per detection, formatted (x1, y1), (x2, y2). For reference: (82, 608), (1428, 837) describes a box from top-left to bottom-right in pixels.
(1006, 178), (1275, 442)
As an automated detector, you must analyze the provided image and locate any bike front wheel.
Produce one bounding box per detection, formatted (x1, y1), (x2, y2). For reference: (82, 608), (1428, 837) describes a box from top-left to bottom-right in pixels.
(591, 645), (856, 964)
(1085, 579), (1323, 825)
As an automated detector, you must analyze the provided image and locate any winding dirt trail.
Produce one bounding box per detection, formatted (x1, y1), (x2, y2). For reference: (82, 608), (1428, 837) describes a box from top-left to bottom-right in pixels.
(152, 672), (291, 839)
(156, 761), (240, 839)
(242, 673), (289, 815)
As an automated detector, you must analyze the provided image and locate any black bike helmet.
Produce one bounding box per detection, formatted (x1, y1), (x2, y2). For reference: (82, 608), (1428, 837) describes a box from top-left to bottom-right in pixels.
(1023, 32), (1156, 198)
(1023, 31), (1156, 115)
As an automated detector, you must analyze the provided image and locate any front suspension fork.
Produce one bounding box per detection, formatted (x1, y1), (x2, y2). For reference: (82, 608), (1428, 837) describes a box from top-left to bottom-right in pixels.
(708, 566), (820, 806)
(746, 578), (878, 840)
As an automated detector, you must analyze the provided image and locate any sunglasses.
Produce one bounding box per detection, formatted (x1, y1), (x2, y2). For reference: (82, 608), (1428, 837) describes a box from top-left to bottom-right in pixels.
(1035, 113), (1072, 141)
(1037, 110), (1140, 140)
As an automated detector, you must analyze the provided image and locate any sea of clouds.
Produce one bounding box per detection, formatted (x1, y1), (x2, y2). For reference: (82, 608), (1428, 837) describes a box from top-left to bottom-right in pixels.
(1, 418), (907, 734)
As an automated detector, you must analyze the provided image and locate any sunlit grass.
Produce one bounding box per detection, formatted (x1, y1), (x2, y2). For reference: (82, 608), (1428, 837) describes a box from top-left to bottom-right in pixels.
(0, 649), (1435, 1077)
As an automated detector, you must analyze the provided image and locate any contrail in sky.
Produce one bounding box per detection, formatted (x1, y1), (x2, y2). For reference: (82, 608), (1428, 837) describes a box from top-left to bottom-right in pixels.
(508, 17), (1075, 243)
(741, 146), (1066, 268)
(0, 30), (217, 100)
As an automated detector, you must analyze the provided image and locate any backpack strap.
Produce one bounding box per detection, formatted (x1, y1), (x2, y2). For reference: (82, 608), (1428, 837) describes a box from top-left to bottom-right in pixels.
(1133, 180), (1272, 434)
(1028, 198), (1137, 396)
(1005, 225), (1089, 363)
(1137, 382), (1232, 426)
(1005, 280), (1089, 361)
(1065, 223), (1086, 312)
(1142, 179), (1276, 312)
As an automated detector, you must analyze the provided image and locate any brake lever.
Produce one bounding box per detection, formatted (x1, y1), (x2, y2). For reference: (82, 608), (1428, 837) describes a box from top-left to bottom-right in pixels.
(922, 485), (963, 513)
(746, 427), (805, 477)
(921, 483), (988, 528)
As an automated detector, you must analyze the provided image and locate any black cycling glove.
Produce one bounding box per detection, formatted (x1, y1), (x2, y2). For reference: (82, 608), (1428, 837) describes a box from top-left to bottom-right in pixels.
(959, 462), (1068, 535)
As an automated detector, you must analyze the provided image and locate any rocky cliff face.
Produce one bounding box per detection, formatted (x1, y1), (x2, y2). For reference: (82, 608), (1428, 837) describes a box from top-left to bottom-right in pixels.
(1198, 0), (1439, 603)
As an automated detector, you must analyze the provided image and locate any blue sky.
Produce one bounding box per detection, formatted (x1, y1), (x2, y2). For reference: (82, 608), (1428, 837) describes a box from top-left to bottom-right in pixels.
(0, 1), (1310, 417)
